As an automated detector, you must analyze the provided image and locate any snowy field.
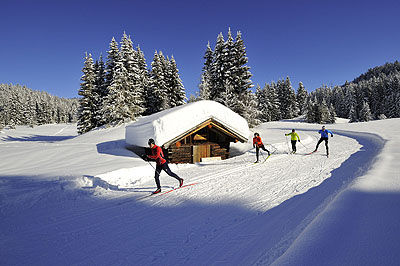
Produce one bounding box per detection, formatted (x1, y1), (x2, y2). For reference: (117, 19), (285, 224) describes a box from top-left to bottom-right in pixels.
(1, 118), (400, 265)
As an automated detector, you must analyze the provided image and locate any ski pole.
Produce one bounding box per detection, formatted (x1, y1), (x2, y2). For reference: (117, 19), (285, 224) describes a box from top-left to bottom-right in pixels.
(299, 141), (308, 149)
(285, 135), (291, 154)
(143, 156), (162, 175)
(269, 143), (279, 153)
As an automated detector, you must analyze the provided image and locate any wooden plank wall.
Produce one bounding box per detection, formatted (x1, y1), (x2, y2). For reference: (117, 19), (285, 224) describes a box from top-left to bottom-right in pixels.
(166, 142), (230, 164)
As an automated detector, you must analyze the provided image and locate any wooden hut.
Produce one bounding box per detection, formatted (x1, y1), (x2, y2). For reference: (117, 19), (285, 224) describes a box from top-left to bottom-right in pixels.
(125, 100), (250, 164)
(162, 118), (247, 163)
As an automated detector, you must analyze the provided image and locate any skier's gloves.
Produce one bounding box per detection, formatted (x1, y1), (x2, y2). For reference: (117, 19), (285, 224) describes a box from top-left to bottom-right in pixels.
(141, 154), (148, 161)
(298, 140), (301, 142)
(331, 135), (333, 137)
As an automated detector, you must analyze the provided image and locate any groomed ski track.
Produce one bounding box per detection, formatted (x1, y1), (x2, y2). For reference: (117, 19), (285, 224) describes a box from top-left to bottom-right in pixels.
(0, 126), (387, 266)
(84, 129), (383, 265)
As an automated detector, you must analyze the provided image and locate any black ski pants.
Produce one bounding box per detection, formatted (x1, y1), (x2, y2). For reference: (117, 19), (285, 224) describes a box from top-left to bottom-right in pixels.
(291, 140), (297, 152)
(154, 162), (181, 189)
(255, 144), (270, 161)
(315, 137), (329, 154)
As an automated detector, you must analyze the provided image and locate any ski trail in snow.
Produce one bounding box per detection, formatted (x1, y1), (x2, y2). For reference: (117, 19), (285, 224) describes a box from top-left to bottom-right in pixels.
(50, 126), (67, 136)
(2, 123), (391, 266)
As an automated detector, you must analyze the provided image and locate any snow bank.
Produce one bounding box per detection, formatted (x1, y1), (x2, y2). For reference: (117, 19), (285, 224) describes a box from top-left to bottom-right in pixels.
(125, 100), (250, 147)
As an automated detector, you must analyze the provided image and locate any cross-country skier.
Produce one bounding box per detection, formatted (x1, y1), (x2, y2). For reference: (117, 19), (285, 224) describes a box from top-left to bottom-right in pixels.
(253, 133), (270, 163)
(285, 129), (300, 153)
(314, 126), (333, 156)
(144, 138), (184, 194)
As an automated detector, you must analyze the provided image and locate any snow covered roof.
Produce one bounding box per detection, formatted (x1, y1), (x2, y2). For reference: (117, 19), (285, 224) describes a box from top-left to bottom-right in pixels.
(125, 100), (250, 147)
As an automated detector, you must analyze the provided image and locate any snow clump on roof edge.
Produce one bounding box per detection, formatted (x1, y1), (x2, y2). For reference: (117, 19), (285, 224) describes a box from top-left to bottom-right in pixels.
(125, 100), (250, 147)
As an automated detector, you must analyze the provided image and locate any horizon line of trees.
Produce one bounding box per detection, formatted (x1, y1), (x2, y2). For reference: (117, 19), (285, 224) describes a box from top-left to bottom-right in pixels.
(308, 61), (400, 123)
(190, 29), (332, 126)
(2, 29), (399, 132)
(0, 83), (78, 130)
(77, 32), (186, 134)
(191, 28), (399, 125)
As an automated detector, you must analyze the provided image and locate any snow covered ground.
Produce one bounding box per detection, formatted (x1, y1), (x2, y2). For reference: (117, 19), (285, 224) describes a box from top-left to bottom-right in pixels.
(1, 118), (399, 265)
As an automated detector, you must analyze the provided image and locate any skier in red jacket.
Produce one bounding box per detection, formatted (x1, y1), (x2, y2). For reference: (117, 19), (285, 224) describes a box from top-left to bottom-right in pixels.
(145, 138), (183, 194)
(252, 133), (270, 163)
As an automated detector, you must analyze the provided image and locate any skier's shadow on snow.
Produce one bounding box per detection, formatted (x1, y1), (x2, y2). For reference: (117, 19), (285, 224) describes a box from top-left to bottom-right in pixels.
(82, 175), (173, 192)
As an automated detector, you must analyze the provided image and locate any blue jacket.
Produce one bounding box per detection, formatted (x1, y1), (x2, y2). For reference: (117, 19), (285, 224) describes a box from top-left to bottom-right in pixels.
(318, 129), (333, 138)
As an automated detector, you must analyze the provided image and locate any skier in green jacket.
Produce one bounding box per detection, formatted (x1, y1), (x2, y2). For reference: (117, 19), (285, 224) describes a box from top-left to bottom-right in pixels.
(285, 129), (301, 154)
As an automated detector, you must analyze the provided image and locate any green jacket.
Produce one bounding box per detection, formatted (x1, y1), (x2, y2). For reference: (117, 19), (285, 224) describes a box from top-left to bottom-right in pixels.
(285, 132), (300, 141)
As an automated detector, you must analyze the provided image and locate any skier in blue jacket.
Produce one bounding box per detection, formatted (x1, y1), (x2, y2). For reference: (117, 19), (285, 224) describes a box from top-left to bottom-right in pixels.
(314, 126), (333, 156)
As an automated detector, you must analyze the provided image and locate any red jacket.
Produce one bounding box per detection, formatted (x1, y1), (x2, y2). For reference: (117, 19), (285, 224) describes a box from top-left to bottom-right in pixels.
(253, 136), (263, 147)
(148, 145), (166, 166)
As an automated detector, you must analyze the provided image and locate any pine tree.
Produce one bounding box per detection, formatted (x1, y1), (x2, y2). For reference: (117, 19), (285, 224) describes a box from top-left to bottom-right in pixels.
(135, 45), (150, 115)
(105, 37), (119, 91)
(305, 99), (315, 123)
(199, 42), (213, 100)
(266, 81), (281, 121)
(202, 29), (255, 125)
(349, 104), (358, 123)
(167, 56), (186, 107)
(359, 101), (372, 122)
(277, 77), (297, 119)
(103, 59), (134, 125)
(331, 86), (346, 118)
(210, 32), (225, 101)
(296, 82), (308, 115)
(255, 84), (269, 122)
(233, 31), (253, 96)
(328, 103), (336, 123)
(78, 52), (96, 134)
(238, 90), (261, 127)
(148, 51), (168, 113)
(93, 54), (107, 127)
(320, 100), (330, 123)
(223, 28), (236, 95)
(119, 32), (145, 119)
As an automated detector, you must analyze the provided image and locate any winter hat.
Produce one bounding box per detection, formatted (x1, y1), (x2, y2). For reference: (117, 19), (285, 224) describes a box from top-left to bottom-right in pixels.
(148, 138), (155, 145)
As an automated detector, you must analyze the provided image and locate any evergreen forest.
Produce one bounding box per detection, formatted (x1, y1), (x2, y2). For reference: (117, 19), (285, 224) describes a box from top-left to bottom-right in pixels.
(0, 83), (78, 130)
(1, 30), (399, 133)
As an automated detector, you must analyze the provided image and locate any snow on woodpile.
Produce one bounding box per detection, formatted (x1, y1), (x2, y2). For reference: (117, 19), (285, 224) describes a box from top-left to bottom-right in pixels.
(125, 100), (250, 147)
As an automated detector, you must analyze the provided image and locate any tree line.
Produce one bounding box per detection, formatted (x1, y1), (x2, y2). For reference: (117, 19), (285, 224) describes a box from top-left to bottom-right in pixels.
(194, 29), (399, 125)
(0, 83), (78, 130)
(307, 61), (400, 123)
(77, 32), (186, 134)
(193, 29), (325, 125)
(2, 30), (398, 132)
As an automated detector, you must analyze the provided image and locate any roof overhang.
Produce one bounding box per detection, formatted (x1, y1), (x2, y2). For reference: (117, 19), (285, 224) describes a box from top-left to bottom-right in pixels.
(163, 118), (248, 148)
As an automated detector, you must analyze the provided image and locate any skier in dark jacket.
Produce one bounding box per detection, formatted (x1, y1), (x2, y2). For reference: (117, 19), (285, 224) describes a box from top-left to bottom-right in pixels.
(252, 133), (270, 163)
(145, 138), (183, 194)
(314, 126), (333, 156)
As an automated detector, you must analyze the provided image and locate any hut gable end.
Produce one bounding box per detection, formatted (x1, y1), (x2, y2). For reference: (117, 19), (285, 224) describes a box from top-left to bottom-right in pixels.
(125, 100), (250, 164)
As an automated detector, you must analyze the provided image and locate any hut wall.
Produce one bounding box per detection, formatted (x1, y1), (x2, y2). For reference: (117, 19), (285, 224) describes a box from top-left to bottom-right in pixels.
(166, 145), (192, 164)
(165, 142), (230, 164)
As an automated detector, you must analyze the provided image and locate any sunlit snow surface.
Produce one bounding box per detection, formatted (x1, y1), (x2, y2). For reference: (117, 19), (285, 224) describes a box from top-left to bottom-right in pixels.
(1, 118), (399, 266)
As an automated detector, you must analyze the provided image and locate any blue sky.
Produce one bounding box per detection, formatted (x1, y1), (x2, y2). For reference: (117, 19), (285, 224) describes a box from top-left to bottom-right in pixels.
(1, 0), (399, 99)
